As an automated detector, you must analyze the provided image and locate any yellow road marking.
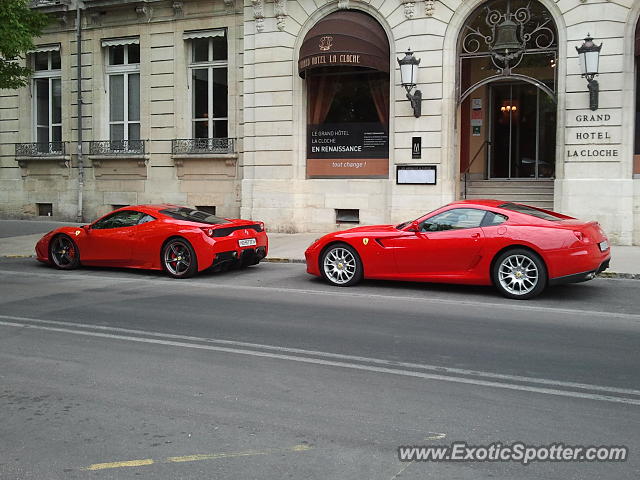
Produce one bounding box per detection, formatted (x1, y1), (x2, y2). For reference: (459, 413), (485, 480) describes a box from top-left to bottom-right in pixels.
(85, 459), (154, 471)
(82, 445), (312, 471)
(167, 445), (312, 463)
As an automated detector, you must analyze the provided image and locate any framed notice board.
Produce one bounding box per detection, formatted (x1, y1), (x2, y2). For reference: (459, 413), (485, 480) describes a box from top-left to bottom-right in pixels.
(396, 165), (437, 185)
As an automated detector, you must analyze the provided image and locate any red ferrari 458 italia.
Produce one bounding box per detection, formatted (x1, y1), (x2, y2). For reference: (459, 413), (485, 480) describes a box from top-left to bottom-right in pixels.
(36, 205), (268, 278)
(305, 200), (611, 299)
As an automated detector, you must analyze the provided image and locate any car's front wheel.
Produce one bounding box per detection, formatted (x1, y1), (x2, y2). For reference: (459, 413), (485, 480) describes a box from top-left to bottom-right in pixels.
(320, 243), (363, 287)
(492, 248), (547, 300)
(49, 234), (80, 270)
(162, 238), (198, 279)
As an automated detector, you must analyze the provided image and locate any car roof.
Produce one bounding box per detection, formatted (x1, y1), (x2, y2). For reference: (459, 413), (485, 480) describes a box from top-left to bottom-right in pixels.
(118, 204), (181, 214)
(447, 199), (507, 208)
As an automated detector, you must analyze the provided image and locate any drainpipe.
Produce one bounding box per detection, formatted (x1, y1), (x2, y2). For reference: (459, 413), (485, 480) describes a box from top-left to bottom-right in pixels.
(75, 0), (84, 222)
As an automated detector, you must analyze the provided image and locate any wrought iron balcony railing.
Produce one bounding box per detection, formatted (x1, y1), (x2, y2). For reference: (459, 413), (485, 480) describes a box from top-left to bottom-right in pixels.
(89, 140), (145, 155)
(29, 0), (70, 8)
(172, 138), (235, 155)
(15, 142), (66, 156)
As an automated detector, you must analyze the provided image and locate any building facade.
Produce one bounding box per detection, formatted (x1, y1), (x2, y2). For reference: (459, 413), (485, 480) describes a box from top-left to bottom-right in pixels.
(1, 0), (639, 245)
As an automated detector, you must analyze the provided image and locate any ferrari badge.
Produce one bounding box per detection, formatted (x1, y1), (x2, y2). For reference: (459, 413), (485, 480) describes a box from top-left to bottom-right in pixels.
(363, 238), (369, 245)
(75, 230), (81, 236)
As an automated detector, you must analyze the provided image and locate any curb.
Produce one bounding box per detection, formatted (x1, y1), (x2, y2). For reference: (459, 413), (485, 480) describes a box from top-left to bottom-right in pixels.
(263, 257), (306, 264)
(598, 272), (640, 280)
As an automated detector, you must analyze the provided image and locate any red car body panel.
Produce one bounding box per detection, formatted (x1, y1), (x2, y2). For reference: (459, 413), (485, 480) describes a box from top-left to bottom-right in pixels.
(305, 200), (611, 286)
(36, 204), (268, 273)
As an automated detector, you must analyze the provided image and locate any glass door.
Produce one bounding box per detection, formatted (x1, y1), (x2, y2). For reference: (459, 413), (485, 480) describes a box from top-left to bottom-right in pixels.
(488, 82), (556, 179)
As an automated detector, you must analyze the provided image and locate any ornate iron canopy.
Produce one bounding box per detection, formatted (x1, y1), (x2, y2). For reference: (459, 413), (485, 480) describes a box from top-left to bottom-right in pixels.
(458, 0), (558, 102)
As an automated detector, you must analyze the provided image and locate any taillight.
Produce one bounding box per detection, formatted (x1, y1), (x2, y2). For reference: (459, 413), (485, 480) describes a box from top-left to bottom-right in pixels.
(201, 227), (215, 237)
(257, 222), (265, 232)
(573, 231), (589, 243)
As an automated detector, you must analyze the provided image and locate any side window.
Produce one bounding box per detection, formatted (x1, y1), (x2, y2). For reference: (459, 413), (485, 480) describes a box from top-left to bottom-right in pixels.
(482, 211), (508, 227)
(92, 210), (143, 229)
(138, 214), (155, 225)
(421, 208), (486, 232)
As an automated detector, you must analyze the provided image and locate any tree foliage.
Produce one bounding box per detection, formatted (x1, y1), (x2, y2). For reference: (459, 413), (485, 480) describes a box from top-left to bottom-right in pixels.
(0, 0), (49, 89)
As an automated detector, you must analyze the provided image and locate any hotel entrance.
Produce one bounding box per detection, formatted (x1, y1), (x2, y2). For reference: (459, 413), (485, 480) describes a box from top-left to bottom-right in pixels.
(488, 82), (556, 179)
(457, 0), (559, 206)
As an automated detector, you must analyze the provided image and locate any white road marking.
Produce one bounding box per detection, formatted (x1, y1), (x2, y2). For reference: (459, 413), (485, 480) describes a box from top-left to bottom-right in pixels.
(1, 313), (638, 397)
(1, 268), (639, 322)
(1, 314), (639, 406)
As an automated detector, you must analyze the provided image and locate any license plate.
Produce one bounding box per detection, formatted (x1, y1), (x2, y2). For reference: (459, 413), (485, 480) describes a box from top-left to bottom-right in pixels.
(598, 240), (609, 252)
(238, 238), (257, 247)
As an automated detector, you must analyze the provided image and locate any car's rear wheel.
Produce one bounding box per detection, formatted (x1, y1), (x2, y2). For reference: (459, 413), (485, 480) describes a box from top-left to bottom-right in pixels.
(49, 234), (80, 270)
(320, 243), (363, 287)
(162, 238), (198, 279)
(492, 248), (546, 300)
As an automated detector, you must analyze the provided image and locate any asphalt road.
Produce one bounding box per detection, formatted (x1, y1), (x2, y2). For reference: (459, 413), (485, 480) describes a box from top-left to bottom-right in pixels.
(0, 220), (83, 239)
(0, 258), (638, 479)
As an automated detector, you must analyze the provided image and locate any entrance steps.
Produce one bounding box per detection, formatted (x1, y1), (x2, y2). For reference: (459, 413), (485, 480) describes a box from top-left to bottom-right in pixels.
(463, 179), (555, 210)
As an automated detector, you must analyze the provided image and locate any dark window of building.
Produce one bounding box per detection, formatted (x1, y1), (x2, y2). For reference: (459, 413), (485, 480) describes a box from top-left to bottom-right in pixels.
(196, 205), (216, 215)
(32, 50), (62, 146)
(37, 203), (52, 216)
(335, 209), (359, 224)
(111, 204), (129, 210)
(106, 42), (140, 142)
(309, 70), (387, 125)
(189, 31), (228, 139)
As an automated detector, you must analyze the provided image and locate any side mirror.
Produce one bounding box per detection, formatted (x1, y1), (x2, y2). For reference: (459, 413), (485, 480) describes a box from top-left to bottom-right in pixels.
(407, 220), (421, 233)
(82, 224), (91, 232)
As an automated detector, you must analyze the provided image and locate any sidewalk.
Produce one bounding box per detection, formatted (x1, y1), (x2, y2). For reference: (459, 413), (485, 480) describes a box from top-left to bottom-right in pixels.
(1, 220), (639, 277)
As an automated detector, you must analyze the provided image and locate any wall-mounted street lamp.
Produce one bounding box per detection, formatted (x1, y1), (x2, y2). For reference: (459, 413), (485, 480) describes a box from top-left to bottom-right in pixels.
(576, 34), (602, 111)
(397, 49), (422, 118)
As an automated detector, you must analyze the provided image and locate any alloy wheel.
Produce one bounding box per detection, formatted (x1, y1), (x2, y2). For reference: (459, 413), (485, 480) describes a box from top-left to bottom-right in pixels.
(323, 247), (357, 285)
(51, 236), (76, 268)
(163, 241), (193, 276)
(498, 254), (539, 296)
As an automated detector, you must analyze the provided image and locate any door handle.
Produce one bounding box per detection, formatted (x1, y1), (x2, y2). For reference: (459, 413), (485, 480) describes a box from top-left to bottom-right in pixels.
(471, 233), (481, 239)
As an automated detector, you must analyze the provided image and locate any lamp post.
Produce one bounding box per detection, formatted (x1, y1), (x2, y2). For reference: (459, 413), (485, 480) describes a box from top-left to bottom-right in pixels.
(397, 49), (422, 118)
(576, 34), (602, 111)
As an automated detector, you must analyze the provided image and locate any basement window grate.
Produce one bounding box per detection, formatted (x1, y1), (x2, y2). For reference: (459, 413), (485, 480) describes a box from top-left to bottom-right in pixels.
(335, 209), (359, 224)
(196, 205), (217, 215)
(37, 203), (53, 216)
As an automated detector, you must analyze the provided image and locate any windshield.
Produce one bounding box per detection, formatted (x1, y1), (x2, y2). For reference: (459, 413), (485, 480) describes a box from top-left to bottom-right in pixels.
(160, 207), (229, 225)
(499, 203), (563, 221)
(395, 206), (441, 230)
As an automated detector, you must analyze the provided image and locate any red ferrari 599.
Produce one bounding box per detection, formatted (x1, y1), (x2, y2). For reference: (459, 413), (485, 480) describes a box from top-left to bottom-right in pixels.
(305, 200), (611, 299)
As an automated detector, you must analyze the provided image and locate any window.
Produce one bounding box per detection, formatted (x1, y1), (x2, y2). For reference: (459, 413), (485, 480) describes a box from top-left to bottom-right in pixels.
(160, 207), (228, 225)
(138, 214), (156, 225)
(335, 209), (360, 224)
(92, 210), (144, 229)
(196, 205), (216, 215)
(188, 31), (228, 139)
(106, 42), (140, 142)
(37, 203), (53, 216)
(482, 212), (508, 227)
(32, 49), (62, 148)
(499, 203), (562, 221)
(421, 208), (486, 232)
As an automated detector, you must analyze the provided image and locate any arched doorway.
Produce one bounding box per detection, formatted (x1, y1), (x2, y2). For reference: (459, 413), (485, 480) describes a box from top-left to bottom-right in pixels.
(458, 0), (558, 195)
(298, 11), (390, 179)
